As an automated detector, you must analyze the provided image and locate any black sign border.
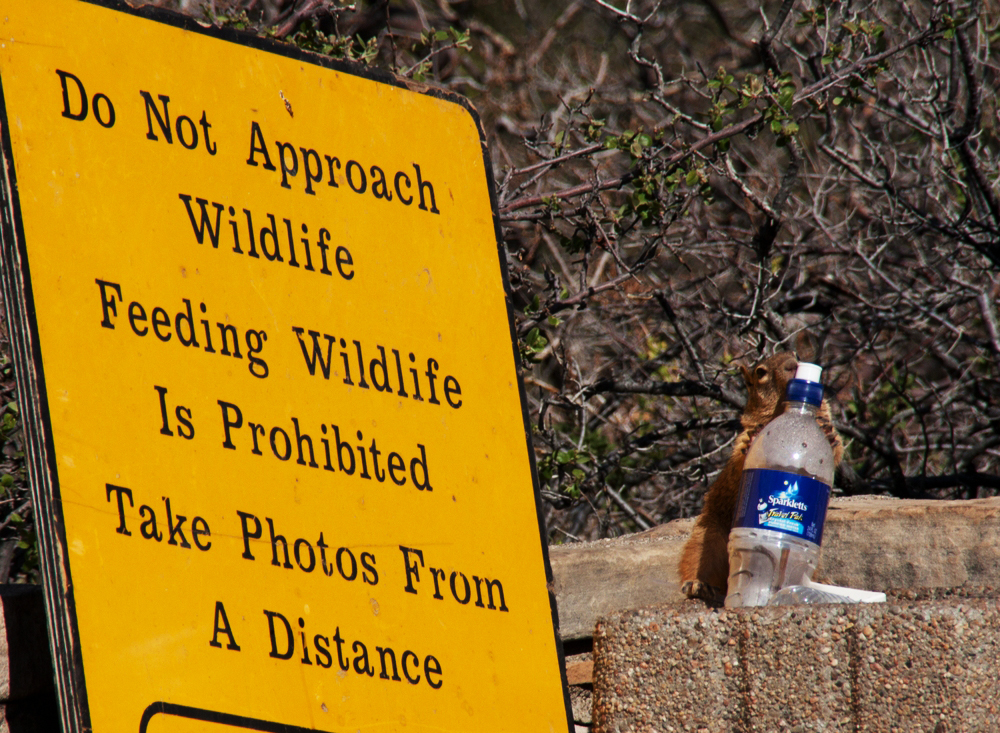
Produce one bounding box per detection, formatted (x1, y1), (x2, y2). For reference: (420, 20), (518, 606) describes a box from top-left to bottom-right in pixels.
(0, 1), (574, 731)
(139, 702), (336, 732)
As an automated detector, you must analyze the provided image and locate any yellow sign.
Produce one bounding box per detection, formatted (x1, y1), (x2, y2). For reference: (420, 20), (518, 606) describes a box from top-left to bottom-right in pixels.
(0, 1), (571, 731)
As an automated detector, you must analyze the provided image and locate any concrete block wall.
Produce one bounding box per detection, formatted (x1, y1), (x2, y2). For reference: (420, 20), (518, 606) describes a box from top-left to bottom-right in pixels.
(591, 588), (999, 733)
(553, 497), (1000, 730)
(550, 497), (1000, 644)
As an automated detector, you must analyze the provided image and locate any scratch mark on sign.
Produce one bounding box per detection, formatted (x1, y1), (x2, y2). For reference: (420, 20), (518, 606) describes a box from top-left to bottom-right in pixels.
(279, 90), (293, 117)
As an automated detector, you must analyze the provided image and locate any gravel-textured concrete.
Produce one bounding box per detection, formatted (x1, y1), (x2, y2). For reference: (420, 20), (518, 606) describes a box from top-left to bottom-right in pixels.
(592, 588), (999, 733)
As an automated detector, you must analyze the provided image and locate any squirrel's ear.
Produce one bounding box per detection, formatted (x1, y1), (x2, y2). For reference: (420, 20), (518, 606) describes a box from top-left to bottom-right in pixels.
(739, 364), (752, 386)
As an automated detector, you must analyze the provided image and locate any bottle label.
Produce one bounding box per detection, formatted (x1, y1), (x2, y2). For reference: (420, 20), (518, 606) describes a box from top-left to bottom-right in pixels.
(733, 468), (830, 543)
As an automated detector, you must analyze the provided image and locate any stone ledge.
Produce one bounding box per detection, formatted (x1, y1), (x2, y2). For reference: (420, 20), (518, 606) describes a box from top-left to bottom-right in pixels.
(550, 497), (1000, 642)
(591, 588), (1000, 733)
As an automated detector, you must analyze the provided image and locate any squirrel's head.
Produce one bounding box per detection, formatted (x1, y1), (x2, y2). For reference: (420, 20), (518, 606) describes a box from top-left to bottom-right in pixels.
(739, 352), (798, 421)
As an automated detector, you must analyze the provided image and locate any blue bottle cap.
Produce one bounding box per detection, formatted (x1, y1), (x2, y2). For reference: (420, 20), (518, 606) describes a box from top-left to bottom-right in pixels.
(786, 362), (824, 406)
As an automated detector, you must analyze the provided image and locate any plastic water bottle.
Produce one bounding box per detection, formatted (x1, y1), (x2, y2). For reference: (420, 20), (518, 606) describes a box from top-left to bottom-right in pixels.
(724, 362), (834, 608)
(768, 580), (886, 605)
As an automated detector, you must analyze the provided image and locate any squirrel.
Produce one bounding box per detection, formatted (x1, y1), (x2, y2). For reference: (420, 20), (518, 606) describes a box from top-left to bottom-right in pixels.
(678, 352), (844, 603)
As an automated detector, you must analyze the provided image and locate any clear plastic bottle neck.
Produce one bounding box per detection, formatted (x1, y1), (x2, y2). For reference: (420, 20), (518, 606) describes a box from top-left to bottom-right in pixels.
(785, 399), (819, 415)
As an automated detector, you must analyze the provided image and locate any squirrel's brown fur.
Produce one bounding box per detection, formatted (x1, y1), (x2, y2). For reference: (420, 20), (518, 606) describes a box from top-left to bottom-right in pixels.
(678, 352), (843, 603)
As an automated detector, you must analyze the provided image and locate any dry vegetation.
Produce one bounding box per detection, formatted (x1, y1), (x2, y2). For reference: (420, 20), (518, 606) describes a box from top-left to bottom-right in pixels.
(2, 0), (998, 575)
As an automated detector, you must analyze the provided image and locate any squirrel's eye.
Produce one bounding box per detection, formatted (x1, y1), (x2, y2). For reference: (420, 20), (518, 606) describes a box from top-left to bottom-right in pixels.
(755, 366), (768, 381)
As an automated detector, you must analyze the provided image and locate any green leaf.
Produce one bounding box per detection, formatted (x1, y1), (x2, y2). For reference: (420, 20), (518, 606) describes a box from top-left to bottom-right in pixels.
(586, 120), (606, 142)
(776, 72), (796, 89)
(525, 328), (548, 353)
(555, 450), (574, 464)
(742, 74), (764, 98)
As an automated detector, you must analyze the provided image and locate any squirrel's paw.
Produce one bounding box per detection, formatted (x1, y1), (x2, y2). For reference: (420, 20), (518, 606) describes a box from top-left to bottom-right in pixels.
(681, 580), (725, 604)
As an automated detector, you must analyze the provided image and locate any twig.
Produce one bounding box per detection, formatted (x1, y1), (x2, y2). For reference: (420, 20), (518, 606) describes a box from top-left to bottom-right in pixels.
(757, 0), (796, 73)
(583, 377), (745, 410)
(0, 499), (31, 534)
(275, 0), (327, 37)
(500, 20), (946, 217)
(603, 486), (653, 531)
